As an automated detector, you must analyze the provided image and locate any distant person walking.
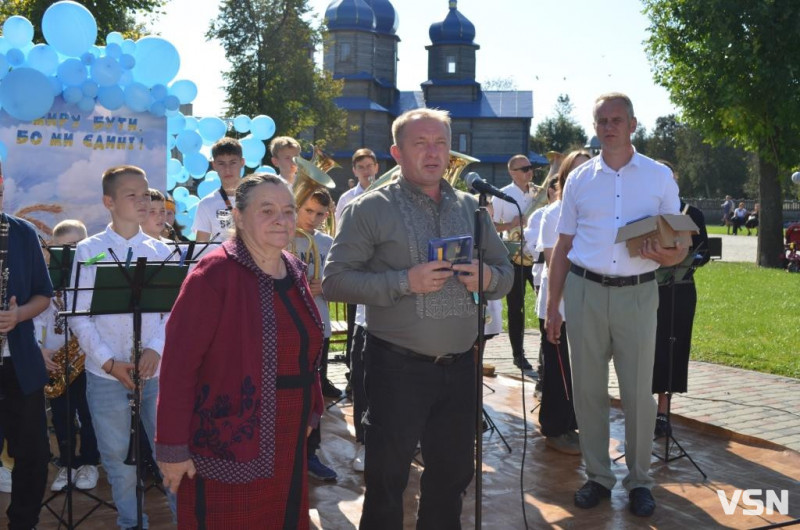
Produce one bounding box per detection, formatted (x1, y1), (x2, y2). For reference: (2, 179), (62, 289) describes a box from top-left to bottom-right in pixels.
(721, 195), (734, 234)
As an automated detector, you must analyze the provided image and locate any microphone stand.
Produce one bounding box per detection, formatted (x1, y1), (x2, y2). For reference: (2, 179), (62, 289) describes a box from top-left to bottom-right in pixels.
(474, 192), (489, 529)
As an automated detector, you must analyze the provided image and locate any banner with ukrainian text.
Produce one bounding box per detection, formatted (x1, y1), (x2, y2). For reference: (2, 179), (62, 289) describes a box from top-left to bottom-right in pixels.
(0, 97), (166, 238)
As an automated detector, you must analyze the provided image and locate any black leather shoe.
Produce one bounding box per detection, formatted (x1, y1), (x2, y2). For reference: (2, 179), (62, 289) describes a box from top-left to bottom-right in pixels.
(629, 487), (656, 517)
(574, 480), (611, 509)
(321, 379), (342, 398)
(513, 356), (533, 370)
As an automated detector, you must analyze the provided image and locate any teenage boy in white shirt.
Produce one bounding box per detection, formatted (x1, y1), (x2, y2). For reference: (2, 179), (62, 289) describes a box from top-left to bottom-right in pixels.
(193, 138), (245, 242)
(70, 165), (174, 529)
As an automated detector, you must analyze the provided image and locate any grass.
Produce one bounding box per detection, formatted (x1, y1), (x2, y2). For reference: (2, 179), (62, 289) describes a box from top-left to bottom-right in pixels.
(506, 262), (799, 378)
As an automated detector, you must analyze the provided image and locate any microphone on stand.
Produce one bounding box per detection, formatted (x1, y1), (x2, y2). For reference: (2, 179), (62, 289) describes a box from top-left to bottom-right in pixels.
(463, 172), (518, 204)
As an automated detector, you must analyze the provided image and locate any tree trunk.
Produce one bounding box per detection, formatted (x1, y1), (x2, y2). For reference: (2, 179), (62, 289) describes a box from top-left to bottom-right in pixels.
(757, 156), (784, 268)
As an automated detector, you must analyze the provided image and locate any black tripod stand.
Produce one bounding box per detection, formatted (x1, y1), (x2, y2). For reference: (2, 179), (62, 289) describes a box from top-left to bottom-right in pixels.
(40, 244), (115, 529)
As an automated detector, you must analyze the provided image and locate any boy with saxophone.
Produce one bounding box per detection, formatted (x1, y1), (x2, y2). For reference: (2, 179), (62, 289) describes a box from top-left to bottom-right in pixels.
(35, 220), (101, 492)
(0, 162), (53, 530)
(69, 165), (174, 528)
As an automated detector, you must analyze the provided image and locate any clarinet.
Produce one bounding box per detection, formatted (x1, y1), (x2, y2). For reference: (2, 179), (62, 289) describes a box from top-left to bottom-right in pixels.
(124, 340), (142, 466)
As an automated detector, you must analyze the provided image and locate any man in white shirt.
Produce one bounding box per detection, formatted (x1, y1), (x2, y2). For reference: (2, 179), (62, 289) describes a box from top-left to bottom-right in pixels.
(493, 154), (536, 370)
(545, 93), (687, 518)
(193, 138), (244, 242)
(334, 148), (379, 226)
(70, 165), (174, 529)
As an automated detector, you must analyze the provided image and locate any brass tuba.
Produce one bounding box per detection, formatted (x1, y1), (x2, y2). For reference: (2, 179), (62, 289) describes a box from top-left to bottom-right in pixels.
(367, 150), (480, 192)
(290, 149), (335, 278)
(44, 336), (85, 398)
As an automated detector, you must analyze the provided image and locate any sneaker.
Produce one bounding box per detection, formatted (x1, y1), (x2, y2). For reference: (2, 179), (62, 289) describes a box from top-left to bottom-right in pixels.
(0, 466), (11, 493)
(321, 379), (342, 399)
(513, 356), (533, 370)
(352, 443), (365, 472)
(74, 465), (99, 490)
(654, 413), (672, 438)
(50, 466), (74, 491)
(307, 455), (337, 482)
(545, 432), (581, 455)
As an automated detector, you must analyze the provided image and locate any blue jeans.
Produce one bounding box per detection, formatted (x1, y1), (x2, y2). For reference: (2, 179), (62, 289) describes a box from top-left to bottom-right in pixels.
(86, 372), (174, 528)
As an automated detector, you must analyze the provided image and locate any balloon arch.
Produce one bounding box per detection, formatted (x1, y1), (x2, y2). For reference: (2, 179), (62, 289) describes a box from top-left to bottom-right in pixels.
(0, 1), (276, 236)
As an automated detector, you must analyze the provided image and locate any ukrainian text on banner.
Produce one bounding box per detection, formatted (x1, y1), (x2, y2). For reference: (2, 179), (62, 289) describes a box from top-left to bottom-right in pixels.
(0, 97), (167, 237)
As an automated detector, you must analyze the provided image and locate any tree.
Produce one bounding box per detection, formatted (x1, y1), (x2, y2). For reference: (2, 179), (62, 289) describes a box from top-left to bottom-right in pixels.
(644, 0), (800, 267)
(0, 0), (166, 41)
(208, 0), (346, 150)
(530, 94), (587, 154)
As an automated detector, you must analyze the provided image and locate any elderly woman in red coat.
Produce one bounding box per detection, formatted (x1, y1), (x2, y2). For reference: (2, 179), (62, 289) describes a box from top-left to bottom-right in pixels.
(156, 174), (324, 529)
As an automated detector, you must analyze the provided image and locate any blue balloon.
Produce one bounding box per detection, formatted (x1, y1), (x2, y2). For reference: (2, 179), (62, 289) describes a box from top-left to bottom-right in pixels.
(106, 32), (124, 45)
(81, 79), (98, 98)
(196, 179), (219, 199)
(255, 165), (277, 175)
(176, 129), (202, 154)
(123, 82), (151, 112)
(241, 136), (266, 161)
(204, 171), (220, 181)
(185, 152), (209, 177)
(167, 112), (186, 135)
(150, 84), (168, 101)
(42, 2), (98, 57)
(164, 95), (180, 111)
(63, 85), (83, 104)
(120, 39), (136, 55)
(197, 117), (227, 143)
(132, 37), (180, 87)
(97, 85), (124, 110)
(119, 53), (135, 70)
(176, 212), (193, 227)
(245, 158), (262, 169)
(3, 17), (34, 48)
(105, 43), (122, 59)
(167, 134), (176, 151)
(78, 96), (95, 112)
(185, 195), (200, 210)
(0, 55), (8, 81)
(118, 70), (133, 87)
(57, 58), (87, 86)
(90, 56), (122, 87)
(27, 44), (59, 76)
(80, 52), (95, 66)
(172, 186), (190, 200)
(149, 100), (166, 116)
(184, 116), (199, 131)
(166, 173), (178, 191)
(48, 75), (63, 96)
(167, 158), (183, 177)
(175, 167), (190, 184)
(0, 67), (55, 121)
(233, 115), (251, 133)
(168, 80), (197, 104)
(6, 48), (25, 67)
(250, 115), (276, 140)
(0, 37), (10, 54)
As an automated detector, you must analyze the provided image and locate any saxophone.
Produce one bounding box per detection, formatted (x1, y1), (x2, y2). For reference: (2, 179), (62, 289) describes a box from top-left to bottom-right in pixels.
(43, 337), (85, 398)
(0, 216), (9, 358)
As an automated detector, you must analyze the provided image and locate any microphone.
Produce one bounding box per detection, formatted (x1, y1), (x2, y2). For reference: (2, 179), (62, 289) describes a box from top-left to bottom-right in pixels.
(463, 172), (518, 204)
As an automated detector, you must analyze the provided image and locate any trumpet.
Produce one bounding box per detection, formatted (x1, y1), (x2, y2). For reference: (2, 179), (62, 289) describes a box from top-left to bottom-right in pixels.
(44, 336), (85, 398)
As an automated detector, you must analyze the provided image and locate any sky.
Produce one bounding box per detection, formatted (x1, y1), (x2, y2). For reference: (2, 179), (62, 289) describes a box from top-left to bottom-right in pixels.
(147, 0), (679, 139)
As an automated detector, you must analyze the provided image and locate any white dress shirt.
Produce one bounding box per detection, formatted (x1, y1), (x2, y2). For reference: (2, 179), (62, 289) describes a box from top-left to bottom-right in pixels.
(70, 225), (172, 380)
(557, 152), (679, 277)
(492, 182), (535, 236)
(523, 206), (545, 285)
(535, 200), (564, 319)
(334, 182), (367, 227)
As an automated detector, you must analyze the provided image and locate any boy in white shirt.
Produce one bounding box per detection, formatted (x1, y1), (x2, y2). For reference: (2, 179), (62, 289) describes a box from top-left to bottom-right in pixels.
(193, 138), (245, 242)
(35, 220), (101, 492)
(70, 165), (173, 529)
(269, 136), (301, 185)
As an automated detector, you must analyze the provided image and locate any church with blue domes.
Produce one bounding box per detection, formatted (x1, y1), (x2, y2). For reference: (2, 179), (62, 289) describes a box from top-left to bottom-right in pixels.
(323, 0), (536, 187)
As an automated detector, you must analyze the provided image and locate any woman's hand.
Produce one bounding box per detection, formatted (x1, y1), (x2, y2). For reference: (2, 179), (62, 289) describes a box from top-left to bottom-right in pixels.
(158, 459), (196, 494)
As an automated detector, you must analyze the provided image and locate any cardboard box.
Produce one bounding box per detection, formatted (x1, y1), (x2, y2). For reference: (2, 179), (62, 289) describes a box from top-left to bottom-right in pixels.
(615, 214), (699, 257)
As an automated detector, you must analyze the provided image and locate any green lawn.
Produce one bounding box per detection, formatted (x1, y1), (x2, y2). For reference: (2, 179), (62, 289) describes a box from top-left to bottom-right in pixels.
(507, 262), (799, 378)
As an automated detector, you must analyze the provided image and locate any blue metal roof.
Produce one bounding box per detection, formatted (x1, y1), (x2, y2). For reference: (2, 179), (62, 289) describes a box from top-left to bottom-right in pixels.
(333, 71), (396, 88)
(429, 1), (476, 45)
(364, 0), (398, 35)
(325, 0), (376, 32)
(425, 91), (533, 119)
(334, 96), (391, 113)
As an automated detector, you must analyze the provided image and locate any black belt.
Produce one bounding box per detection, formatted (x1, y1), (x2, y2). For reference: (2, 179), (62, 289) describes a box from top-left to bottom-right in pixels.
(276, 372), (315, 389)
(366, 334), (471, 366)
(570, 263), (655, 287)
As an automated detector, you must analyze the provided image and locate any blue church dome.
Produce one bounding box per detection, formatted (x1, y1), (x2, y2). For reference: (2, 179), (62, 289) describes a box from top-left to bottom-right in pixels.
(364, 0), (398, 35)
(429, 0), (476, 45)
(325, 0), (376, 32)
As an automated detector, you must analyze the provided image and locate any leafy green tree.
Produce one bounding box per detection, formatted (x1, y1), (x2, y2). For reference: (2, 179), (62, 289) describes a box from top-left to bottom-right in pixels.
(674, 127), (750, 198)
(530, 94), (587, 155)
(644, 0), (800, 267)
(208, 0), (346, 150)
(646, 115), (682, 165)
(0, 0), (166, 42)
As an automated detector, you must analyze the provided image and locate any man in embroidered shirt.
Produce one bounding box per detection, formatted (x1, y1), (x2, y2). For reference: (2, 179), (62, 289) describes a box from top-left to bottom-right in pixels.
(193, 137), (245, 242)
(0, 162), (53, 530)
(323, 108), (513, 529)
(70, 165), (174, 528)
(545, 93), (687, 518)
(493, 154), (537, 371)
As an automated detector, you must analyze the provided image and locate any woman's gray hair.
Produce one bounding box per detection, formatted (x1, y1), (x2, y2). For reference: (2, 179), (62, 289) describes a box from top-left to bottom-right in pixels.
(234, 173), (291, 211)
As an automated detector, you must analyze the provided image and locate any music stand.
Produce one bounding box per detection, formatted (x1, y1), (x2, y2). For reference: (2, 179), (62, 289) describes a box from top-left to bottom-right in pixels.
(72, 255), (188, 529)
(41, 245), (117, 529)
